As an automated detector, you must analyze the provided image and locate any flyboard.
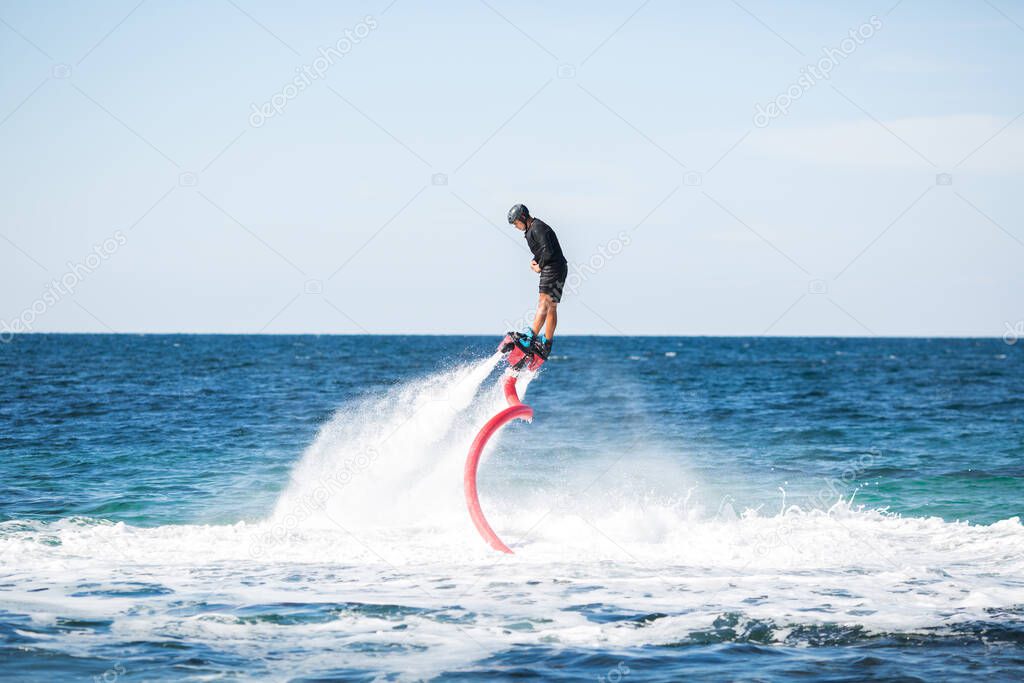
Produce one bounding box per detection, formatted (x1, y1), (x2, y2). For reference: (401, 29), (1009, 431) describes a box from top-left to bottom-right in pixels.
(463, 331), (548, 553)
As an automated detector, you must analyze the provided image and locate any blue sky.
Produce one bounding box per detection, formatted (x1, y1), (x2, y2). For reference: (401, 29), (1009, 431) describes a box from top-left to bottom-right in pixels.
(1, 0), (1022, 336)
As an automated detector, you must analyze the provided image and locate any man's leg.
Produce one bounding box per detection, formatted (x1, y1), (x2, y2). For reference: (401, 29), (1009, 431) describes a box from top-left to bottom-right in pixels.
(531, 293), (551, 337)
(544, 300), (557, 340)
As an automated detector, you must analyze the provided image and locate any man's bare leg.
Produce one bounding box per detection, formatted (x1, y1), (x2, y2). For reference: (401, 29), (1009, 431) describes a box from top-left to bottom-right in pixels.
(531, 293), (551, 337)
(544, 301), (557, 340)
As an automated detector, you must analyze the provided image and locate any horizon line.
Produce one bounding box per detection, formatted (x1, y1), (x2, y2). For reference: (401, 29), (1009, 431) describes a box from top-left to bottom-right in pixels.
(0, 331), (1013, 341)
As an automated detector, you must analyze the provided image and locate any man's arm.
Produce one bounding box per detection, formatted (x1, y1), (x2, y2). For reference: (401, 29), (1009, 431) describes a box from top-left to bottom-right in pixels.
(533, 225), (558, 269)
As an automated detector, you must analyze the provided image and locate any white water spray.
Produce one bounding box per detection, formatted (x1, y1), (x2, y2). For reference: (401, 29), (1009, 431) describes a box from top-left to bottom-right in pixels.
(270, 353), (514, 534)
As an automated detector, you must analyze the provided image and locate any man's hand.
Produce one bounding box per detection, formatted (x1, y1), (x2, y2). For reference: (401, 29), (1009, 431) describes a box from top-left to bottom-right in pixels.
(530, 260), (541, 273)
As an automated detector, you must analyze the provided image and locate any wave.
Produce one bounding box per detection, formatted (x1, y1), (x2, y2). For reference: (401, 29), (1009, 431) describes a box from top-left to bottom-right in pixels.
(2, 507), (1021, 678)
(2, 502), (1021, 568)
(1, 504), (1021, 666)
(2, 355), (1023, 678)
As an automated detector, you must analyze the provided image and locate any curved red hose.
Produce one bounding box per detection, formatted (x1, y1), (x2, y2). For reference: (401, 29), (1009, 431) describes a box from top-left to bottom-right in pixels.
(464, 374), (531, 554)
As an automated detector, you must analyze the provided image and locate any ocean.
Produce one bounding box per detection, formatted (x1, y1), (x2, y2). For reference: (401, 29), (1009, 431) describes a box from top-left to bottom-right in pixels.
(1, 334), (1022, 681)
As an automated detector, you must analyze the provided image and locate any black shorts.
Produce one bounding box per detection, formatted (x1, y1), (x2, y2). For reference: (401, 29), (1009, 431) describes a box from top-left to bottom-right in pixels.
(539, 263), (568, 303)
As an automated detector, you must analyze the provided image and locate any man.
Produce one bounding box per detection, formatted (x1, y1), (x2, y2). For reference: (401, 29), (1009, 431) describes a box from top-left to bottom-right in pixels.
(507, 203), (567, 360)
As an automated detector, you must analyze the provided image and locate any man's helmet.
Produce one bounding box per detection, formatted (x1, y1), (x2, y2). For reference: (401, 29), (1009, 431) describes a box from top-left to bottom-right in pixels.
(507, 204), (530, 224)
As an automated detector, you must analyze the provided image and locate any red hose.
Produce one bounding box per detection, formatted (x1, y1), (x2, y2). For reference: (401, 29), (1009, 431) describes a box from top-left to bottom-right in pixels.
(464, 374), (532, 553)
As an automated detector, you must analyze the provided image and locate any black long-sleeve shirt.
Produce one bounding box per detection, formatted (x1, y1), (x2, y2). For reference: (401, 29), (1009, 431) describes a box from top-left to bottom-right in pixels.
(524, 218), (567, 270)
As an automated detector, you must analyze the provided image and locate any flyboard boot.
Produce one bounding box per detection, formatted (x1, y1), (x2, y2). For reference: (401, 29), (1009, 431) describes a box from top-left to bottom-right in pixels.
(498, 329), (549, 372)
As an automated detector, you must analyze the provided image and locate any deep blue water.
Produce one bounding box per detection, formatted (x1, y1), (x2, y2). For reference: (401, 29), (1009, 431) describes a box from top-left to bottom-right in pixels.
(1, 334), (1022, 681)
